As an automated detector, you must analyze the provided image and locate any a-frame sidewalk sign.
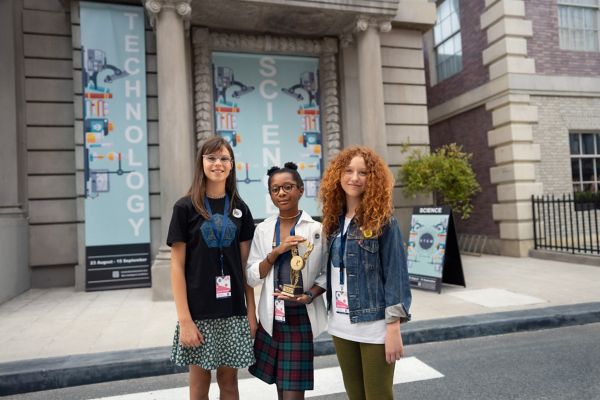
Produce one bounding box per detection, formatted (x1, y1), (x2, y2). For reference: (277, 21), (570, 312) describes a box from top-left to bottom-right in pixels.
(406, 206), (466, 293)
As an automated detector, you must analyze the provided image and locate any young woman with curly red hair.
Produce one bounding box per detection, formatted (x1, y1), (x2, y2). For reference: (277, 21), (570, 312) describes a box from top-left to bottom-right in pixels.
(319, 146), (412, 400)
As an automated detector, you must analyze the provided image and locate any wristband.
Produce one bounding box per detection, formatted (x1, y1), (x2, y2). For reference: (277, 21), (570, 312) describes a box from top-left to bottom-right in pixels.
(303, 290), (314, 304)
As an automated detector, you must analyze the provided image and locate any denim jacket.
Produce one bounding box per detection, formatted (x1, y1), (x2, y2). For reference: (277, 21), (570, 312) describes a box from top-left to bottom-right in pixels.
(326, 216), (412, 324)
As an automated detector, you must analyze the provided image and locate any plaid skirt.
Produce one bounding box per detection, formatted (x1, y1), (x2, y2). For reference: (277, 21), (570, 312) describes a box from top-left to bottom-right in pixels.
(171, 315), (255, 370)
(249, 305), (314, 391)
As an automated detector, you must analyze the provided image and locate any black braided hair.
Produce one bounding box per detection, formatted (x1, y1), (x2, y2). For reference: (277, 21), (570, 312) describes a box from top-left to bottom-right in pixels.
(267, 162), (304, 189)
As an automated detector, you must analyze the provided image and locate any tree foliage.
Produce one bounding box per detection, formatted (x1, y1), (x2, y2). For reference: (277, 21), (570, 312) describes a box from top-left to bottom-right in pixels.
(400, 143), (481, 219)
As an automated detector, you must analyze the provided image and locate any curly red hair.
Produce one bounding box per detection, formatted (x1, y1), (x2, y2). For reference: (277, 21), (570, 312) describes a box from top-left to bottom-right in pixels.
(319, 146), (394, 237)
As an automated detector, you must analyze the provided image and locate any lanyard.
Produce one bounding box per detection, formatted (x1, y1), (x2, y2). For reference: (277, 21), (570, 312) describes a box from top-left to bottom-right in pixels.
(274, 212), (302, 288)
(204, 194), (230, 276)
(338, 215), (351, 288)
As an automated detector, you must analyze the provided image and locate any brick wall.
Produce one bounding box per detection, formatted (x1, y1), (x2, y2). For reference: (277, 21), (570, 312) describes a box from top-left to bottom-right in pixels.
(429, 106), (499, 238)
(425, 0), (489, 108)
(531, 96), (600, 195)
(526, 0), (600, 76)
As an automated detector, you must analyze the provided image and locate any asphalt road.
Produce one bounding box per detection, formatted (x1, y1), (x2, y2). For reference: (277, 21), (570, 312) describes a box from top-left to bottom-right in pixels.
(5, 323), (600, 400)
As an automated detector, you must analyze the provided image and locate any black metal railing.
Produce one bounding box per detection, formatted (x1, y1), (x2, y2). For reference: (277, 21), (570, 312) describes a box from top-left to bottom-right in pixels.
(532, 193), (600, 255)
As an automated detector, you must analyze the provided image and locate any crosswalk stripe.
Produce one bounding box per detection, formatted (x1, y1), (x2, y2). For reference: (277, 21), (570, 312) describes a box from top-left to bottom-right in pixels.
(91, 357), (444, 399)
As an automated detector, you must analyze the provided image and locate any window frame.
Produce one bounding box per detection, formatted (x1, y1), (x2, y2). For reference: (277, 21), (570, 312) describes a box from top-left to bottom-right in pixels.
(569, 132), (600, 193)
(433, 0), (463, 82)
(557, 0), (600, 52)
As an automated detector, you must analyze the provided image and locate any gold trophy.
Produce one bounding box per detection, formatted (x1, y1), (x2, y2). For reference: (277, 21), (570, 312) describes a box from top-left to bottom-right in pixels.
(281, 241), (314, 296)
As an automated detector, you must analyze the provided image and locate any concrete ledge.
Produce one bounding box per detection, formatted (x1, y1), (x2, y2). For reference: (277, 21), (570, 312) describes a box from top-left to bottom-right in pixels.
(401, 302), (600, 344)
(393, 1), (437, 29)
(2, 302), (600, 395)
(0, 348), (186, 396)
(529, 249), (600, 267)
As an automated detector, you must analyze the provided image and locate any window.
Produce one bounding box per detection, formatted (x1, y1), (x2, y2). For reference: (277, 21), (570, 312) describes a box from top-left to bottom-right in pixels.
(558, 0), (600, 52)
(434, 0), (462, 82)
(570, 132), (600, 192)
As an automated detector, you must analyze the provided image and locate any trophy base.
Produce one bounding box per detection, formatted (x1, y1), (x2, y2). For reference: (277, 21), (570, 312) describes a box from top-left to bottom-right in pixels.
(280, 284), (297, 297)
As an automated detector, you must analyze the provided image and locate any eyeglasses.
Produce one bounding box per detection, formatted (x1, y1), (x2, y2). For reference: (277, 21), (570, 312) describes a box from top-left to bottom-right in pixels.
(203, 154), (233, 164)
(269, 183), (299, 195)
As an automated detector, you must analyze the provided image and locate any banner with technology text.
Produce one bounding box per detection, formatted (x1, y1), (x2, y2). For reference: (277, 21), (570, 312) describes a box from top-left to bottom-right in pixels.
(80, 2), (151, 290)
(212, 52), (323, 220)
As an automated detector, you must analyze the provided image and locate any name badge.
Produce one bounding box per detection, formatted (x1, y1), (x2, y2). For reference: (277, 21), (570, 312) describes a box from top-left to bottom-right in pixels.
(335, 290), (349, 314)
(215, 275), (231, 299)
(274, 298), (286, 322)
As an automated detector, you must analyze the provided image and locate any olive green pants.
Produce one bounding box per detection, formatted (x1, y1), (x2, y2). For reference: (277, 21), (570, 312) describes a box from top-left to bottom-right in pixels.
(332, 335), (395, 400)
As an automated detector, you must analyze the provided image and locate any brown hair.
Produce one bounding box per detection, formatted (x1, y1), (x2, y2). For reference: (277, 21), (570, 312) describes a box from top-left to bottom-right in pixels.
(187, 136), (241, 219)
(319, 146), (394, 236)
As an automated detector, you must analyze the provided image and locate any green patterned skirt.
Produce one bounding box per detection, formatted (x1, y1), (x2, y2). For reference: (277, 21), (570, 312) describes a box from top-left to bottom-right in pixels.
(171, 315), (255, 370)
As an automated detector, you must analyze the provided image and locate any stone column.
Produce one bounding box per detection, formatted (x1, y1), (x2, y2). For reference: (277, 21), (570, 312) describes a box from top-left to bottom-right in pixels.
(145, 0), (195, 300)
(481, 0), (541, 256)
(0, 0), (29, 303)
(320, 37), (341, 162)
(355, 16), (391, 159)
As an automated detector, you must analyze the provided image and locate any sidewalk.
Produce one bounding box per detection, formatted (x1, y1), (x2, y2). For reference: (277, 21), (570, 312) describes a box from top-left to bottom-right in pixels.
(1, 254), (599, 394)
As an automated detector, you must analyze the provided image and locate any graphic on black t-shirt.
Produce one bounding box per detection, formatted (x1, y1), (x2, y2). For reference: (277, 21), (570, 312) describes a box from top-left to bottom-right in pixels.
(200, 214), (237, 248)
(166, 195), (255, 321)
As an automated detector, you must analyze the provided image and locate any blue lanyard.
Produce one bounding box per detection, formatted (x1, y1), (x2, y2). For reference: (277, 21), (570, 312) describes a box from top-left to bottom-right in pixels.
(204, 194), (230, 276)
(274, 213), (302, 288)
(338, 215), (350, 287)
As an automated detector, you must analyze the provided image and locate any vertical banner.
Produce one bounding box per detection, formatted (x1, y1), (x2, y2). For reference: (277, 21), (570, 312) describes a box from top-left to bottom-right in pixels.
(212, 52), (322, 220)
(80, 2), (151, 290)
(407, 206), (466, 293)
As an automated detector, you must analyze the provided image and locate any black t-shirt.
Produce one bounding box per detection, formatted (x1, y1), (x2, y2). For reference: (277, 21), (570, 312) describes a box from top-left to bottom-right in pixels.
(166, 195), (255, 321)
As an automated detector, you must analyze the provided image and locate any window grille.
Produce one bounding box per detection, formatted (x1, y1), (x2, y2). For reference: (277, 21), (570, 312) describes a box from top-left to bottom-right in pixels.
(558, 0), (600, 52)
(434, 0), (462, 81)
(570, 132), (600, 192)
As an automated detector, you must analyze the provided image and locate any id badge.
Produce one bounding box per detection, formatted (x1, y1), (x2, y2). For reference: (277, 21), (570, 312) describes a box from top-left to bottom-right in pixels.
(335, 290), (349, 314)
(215, 275), (232, 299)
(274, 298), (286, 322)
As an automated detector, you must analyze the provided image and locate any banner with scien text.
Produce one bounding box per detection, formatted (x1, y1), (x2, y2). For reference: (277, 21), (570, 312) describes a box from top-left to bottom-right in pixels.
(212, 52), (323, 219)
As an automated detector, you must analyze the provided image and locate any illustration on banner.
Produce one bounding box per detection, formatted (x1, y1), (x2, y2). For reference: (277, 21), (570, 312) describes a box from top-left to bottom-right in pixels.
(407, 214), (449, 277)
(281, 70), (322, 198)
(213, 65), (261, 185)
(82, 47), (131, 199)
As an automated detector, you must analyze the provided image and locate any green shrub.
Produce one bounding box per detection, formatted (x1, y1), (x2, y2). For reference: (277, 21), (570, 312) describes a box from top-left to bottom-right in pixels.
(574, 191), (600, 203)
(399, 143), (481, 219)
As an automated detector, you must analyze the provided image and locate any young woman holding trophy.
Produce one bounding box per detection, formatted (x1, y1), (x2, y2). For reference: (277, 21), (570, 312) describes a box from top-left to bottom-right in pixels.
(246, 162), (327, 400)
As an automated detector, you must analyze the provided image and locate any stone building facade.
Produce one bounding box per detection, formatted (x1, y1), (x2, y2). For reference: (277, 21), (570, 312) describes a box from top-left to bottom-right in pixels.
(0, 0), (435, 302)
(424, 0), (600, 257)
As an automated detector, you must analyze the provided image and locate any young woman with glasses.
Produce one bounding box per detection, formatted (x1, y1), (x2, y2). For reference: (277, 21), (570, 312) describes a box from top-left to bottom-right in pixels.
(319, 146), (412, 400)
(246, 162), (327, 400)
(167, 136), (257, 399)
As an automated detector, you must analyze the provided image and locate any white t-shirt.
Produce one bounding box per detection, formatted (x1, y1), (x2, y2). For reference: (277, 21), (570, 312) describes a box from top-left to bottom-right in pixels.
(328, 217), (386, 344)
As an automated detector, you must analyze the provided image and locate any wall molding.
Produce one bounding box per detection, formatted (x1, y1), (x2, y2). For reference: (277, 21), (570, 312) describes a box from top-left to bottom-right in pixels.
(429, 74), (600, 125)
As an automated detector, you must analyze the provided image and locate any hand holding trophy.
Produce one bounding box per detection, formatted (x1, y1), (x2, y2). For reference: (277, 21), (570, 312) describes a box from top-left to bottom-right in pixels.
(281, 240), (314, 297)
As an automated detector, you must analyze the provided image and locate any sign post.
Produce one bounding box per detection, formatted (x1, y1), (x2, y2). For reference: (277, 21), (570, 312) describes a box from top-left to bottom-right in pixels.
(407, 206), (466, 293)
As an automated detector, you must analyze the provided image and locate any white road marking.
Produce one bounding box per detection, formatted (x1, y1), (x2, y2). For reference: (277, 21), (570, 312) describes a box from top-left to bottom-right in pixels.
(91, 357), (443, 400)
(449, 288), (546, 308)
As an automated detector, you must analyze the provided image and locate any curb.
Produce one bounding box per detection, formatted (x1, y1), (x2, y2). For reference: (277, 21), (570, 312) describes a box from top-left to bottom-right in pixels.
(529, 249), (600, 267)
(2, 302), (600, 396)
